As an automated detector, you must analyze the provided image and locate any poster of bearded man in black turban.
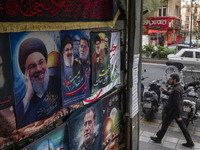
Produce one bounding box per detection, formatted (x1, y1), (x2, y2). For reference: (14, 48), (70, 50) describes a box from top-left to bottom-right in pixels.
(10, 31), (61, 129)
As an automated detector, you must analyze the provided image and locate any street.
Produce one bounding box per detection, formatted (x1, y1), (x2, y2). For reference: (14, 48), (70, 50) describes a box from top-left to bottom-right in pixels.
(139, 62), (200, 150)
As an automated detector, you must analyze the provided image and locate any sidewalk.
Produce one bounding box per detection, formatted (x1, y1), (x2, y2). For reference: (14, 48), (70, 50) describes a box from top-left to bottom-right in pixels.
(139, 106), (200, 150)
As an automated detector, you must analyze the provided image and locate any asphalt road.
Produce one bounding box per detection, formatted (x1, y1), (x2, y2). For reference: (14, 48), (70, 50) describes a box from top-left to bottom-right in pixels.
(142, 62), (167, 88)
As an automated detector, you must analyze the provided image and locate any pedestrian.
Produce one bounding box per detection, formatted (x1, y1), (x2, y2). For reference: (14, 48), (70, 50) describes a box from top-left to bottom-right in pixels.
(150, 73), (195, 148)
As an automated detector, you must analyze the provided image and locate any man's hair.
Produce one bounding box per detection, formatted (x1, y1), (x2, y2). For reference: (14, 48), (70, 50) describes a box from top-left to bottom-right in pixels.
(61, 35), (73, 54)
(95, 35), (101, 43)
(170, 73), (180, 82)
(85, 107), (95, 120)
(18, 38), (47, 74)
(80, 36), (89, 47)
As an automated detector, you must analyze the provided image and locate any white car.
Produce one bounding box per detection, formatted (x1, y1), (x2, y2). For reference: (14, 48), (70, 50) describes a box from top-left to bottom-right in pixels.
(166, 48), (200, 70)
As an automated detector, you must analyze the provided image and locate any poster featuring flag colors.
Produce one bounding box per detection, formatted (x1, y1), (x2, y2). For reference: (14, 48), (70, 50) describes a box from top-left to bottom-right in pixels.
(10, 31), (61, 129)
(84, 31), (120, 104)
(60, 30), (90, 108)
(24, 123), (68, 150)
(91, 32), (111, 94)
(0, 34), (15, 110)
(102, 89), (125, 150)
(66, 100), (102, 150)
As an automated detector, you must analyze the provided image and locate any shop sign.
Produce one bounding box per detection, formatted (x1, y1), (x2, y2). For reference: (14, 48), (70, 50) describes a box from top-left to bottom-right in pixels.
(144, 20), (167, 26)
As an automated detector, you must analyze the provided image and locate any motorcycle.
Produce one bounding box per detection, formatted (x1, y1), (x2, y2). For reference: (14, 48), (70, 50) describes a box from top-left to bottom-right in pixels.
(182, 80), (200, 127)
(142, 79), (161, 121)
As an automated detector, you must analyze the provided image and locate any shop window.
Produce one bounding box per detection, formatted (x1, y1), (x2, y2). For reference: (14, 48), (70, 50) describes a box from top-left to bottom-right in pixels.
(196, 52), (200, 58)
(158, 6), (167, 17)
(181, 51), (193, 58)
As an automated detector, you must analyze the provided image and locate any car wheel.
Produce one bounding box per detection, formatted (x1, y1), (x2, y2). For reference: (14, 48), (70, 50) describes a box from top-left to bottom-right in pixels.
(174, 63), (184, 71)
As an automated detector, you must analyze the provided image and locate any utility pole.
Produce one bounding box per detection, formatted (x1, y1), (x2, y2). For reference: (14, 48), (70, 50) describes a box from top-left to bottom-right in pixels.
(190, 0), (194, 48)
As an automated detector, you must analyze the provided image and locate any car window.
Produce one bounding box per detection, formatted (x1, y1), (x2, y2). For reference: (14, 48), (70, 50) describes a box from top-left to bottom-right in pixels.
(181, 51), (193, 58)
(196, 52), (200, 58)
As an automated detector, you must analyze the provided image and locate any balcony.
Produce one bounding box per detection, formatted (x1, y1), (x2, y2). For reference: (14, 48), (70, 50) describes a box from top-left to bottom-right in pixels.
(185, 12), (190, 16)
(185, 21), (190, 25)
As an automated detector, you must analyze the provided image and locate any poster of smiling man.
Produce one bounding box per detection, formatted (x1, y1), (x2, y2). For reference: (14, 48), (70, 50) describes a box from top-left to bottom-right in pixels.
(10, 31), (61, 129)
(60, 30), (90, 108)
(0, 34), (15, 110)
(66, 100), (102, 150)
(91, 32), (111, 94)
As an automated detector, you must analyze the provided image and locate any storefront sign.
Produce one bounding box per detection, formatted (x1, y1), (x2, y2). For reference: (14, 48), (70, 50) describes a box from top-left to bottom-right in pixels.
(144, 20), (167, 26)
(144, 17), (180, 30)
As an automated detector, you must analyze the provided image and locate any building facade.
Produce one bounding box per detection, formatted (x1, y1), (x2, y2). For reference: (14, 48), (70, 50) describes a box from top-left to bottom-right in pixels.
(143, 0), (181, 46)
(181, 0), (200, 41)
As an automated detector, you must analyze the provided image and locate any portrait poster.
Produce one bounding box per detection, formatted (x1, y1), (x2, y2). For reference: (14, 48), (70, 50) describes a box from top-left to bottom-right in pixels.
(102, 89), (125, 150)
(9, 31), (61, 129)
(84, 31), (121, 104)
(66, 100), (102, 150)
(91, 32), (111, 94)
(0, 33), (15, 110)
(24, 123), (68, 150)
(0, 106), (16, 149)
(60, 30), (91, 108)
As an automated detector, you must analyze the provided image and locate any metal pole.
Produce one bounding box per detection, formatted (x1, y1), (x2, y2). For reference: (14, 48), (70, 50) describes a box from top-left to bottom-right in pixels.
(190, 0), (193, 48)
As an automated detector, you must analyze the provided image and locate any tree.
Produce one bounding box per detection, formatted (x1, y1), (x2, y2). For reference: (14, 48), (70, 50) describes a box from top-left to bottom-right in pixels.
(143, 0), (164, 19)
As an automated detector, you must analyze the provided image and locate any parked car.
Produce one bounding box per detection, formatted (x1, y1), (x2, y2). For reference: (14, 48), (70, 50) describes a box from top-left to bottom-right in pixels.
(183, 40), (196, 47)
(167, 44), (191, 51)
(166, 48), (200, 70)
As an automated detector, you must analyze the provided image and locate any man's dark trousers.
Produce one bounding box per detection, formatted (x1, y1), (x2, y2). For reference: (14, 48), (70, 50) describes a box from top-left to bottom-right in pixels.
(156, 111), (193, 143)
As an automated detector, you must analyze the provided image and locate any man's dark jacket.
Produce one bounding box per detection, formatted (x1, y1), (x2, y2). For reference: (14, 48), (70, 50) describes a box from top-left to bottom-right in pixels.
(163, 83), (183, 118)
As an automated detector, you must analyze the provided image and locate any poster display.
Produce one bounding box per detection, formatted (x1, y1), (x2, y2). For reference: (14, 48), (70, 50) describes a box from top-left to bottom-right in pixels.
(0, 34), (15, 110)
(91, 32), (111, 94)
(10, 31), (61, 129)
(60, 30), (90, 108)
(102, 89), (125, 150)
(24, 123), (68, 150)
(85, 32), (120, 104)
(66, 100), (102, 150)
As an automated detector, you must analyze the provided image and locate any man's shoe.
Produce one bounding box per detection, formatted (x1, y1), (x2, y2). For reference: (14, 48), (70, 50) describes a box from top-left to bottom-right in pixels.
(182, 142), (195, 147)
(150, 136), (161, 143)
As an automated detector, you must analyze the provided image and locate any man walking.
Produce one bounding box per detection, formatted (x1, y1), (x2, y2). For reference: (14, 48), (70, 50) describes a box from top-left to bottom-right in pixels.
(150, 74), (194, 148)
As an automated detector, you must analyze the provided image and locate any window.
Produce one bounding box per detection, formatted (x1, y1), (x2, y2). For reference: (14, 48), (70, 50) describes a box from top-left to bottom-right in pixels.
(181, 51), (193, 58)
(186, 25), (189, 29)
(196, 52), (200, 58)
(186, 17), (189, 21)
(158, 6), (167, 17)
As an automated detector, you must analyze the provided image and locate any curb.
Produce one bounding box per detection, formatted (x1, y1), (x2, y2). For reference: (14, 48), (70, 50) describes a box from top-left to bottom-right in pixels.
(142, 57), (166, 64)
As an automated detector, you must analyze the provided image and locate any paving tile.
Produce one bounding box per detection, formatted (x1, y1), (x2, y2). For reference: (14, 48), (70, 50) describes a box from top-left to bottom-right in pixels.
(140, 135), (150, 143)
(164, 136), (179, 143)
(195, 127), (200, 132)
(175, 143), (193, 150)
(163, 141), (176, 149)
(141, 131), (154, 137)
(194, 142), (200, 149)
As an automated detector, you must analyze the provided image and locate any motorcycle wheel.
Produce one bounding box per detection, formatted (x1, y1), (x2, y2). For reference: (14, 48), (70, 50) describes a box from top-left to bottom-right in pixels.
(145, 109), (152, 121)
(183, 118), (189, 127)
